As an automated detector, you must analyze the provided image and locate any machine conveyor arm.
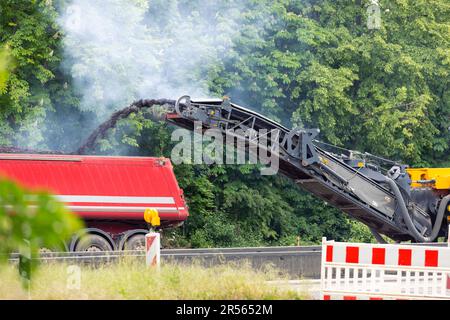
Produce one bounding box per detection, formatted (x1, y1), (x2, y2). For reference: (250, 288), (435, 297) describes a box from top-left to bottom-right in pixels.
(165, 96), (448, 243)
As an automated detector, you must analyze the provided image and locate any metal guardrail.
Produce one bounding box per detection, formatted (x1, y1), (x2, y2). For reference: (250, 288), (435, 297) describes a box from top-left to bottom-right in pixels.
(8, 246), (323, 279)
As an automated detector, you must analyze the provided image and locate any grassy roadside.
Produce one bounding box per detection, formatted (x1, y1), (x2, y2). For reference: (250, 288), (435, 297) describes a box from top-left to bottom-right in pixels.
(0, 259), (308, 300)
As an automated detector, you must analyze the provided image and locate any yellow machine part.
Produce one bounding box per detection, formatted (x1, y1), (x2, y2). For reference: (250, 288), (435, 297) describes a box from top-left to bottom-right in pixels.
(407, 168), (450, 190)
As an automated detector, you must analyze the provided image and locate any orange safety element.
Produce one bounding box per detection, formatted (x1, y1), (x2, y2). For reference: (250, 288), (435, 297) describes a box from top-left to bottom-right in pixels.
(144, 208), (161, 227)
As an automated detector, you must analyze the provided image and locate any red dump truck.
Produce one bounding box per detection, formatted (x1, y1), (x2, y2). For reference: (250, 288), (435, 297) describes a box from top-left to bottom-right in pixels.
(0, 154), (188, 251)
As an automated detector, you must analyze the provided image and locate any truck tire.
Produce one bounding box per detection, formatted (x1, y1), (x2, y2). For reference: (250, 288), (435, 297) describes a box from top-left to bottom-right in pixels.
(74, 234), (113, 252)
(124, 234), (146, 251)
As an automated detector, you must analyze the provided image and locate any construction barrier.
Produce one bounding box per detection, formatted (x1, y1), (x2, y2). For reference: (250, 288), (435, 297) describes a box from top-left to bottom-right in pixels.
(321, 237), (450, 300)
(145, 232), (160, 268)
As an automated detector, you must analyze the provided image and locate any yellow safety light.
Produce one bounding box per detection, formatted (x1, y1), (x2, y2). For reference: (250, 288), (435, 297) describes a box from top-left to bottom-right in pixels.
(144, 208), (160, 227)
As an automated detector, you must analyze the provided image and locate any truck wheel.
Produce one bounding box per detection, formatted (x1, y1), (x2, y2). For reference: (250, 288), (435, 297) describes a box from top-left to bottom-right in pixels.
(74, 234), (113, 252)
(124, 234), (146, 251)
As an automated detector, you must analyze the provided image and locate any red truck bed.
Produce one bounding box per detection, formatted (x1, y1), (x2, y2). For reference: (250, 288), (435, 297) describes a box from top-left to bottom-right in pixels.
(0, 154), (188, 226)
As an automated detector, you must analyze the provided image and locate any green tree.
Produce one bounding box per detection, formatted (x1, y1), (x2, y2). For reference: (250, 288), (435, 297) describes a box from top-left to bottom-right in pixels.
(0, 1), (64, 147)
(214, 0), (449, 166)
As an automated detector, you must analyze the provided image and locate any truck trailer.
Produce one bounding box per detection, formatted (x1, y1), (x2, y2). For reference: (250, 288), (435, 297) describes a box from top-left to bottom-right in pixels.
(0, 154), (188, 251)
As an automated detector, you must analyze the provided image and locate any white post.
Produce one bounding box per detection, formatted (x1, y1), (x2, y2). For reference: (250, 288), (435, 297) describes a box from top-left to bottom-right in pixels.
(447, 223), (450, 295)
(446, 222), (449, 297)
(320, 237), (327, 299)
(448, 223), (450, 247)
(145, 232), (160, 268)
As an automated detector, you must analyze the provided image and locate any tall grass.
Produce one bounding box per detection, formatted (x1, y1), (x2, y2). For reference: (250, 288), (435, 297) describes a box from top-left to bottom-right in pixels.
(0, 259), (307, 300)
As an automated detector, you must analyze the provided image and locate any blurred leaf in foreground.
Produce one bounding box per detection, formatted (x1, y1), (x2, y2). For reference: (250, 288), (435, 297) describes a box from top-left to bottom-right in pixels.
(0, 179), (83, 287)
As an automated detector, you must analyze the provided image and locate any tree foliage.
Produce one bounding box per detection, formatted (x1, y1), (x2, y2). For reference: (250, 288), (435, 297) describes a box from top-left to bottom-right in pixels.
(0, 1), (64, 146)
(213, 0), (450, 166)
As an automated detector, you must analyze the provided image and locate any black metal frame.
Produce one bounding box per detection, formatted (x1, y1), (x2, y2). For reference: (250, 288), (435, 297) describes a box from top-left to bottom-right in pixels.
(168, 96), (440, 242)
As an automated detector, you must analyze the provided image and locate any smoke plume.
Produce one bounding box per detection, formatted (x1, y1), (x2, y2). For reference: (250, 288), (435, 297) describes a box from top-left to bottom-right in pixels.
(59, 0), (241, 117)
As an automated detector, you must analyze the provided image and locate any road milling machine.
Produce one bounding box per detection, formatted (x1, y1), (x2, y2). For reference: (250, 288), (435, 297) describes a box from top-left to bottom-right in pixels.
(166, 95), (450, 243)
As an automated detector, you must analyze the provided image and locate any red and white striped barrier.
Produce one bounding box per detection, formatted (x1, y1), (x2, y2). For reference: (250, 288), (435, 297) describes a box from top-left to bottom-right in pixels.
(145, 232), (160, 268)
(321, 237), (450, 300)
